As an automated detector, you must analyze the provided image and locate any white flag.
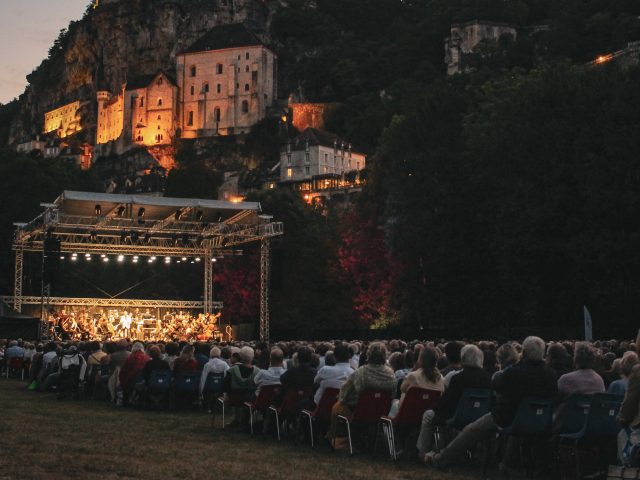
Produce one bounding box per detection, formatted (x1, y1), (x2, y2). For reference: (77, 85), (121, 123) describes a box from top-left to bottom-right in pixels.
(583, 305), (593, 341)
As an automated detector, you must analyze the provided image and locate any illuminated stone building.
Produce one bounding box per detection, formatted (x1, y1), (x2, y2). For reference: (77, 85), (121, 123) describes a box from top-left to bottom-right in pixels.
(445, 20), (517, 75)
(280, 128), (366, 182)
(176, 23), (277, 138)
(96, 87), (125, 144)
(43, 100), (85, 138)
(289, 102), (335, 132)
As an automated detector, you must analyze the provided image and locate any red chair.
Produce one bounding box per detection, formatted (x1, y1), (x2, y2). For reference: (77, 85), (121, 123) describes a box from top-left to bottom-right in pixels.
(336, 389), (393, 455)
(378, 387), (442, 460)
(7, 358), (25, 380)
(268, 387), (313, 440)
(217, 389), (251, 429)
(244, 384), (282, 434)
(300, 387), (340, 447)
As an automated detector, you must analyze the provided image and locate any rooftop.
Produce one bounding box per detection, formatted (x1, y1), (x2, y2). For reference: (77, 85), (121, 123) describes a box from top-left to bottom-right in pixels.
(287, 128), (356, 151)
(183, 24), (264, 54)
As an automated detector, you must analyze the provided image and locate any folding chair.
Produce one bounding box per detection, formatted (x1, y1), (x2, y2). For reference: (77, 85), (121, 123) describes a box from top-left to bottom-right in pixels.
(245, 384), (282, 434)
(553, 393), (593, 435)
(300, 387), (340, 447)
(559, 393), (623, 479)
(218, 389), (252, 429)
(7, 357), (25, 380)
(378, 387), (442, 460)
(202, 371), (225, 416)
(336, 389), (393, 455)
(269, 387), (313, 440)
(144, 369), (172, 409)
(173, 372), (200, 408)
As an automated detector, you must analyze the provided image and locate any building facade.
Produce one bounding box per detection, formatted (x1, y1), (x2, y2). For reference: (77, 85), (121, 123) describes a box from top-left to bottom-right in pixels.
(177, 23), (277, 138)
(280, 128), (366, 182)
(96, 87), (125, 144)
(43, 100), (85, 138)
(445, 20), (517, 75)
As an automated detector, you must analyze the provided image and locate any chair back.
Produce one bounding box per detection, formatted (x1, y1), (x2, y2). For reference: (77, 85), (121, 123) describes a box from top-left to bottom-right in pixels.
(312, 387), (340, 421)
(351, 389), (393, 423)
(147, 370), (172, 394)
(175, 372), (200, 393)
(203, 372), (226, 395)
(581, 393), (623, 439)
(502, 397), (553, 435)
(447, 388), (492, 430)
(553, 393), (593, 434)
(227, 389), (253, 406)
(253, 384), (282, 411)
(279, 387), (314, 416)
(393, 387), (442, 426)
(8, 357), (24, 369)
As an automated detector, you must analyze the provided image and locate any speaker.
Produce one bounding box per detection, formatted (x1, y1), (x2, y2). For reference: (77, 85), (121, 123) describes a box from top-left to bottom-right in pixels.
(43, 237), (61, 285)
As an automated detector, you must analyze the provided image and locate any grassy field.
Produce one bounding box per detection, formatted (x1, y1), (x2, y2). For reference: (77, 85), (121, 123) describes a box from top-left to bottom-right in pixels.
(0, 380), (477, 480)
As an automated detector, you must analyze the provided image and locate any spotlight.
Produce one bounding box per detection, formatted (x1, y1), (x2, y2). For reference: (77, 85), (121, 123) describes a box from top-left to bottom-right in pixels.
(117, 255), (124, 263)
(95, 204), (102, 216)
(150, 256), (156, 260)
(71, 253), (78, 257)
(190, 260), (195, 264)
(85, 253), (91, 257)
(176, 260), (182, 264)
(148, 258), (153, 263)
(164, 257), (171, 264)
(132, 258), (139, 264)
(59, 256), (65, 260)
(103, 257), (109, 263)
(71, 256), (77, 262)
(90, 230), (98, 242)
(85, 255), (92, 261)
(101, 254), (106, 258)
(211, 258), (217, 262)
(195, 257), (201, 262)
(133, 255), (139, 260)
(181, 257), (187, 261)
(117, 205), (126, 217)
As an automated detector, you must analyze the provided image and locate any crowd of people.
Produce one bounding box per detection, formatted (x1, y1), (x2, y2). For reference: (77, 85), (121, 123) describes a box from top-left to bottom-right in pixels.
(2, 333), (640, 476)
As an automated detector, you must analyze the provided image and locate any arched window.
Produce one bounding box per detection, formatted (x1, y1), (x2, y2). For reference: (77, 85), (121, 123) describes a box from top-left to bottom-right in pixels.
(190, 85), (195, 96)
(190, 65), (197, 77)
(157, 115), (161, 120)
(187, 111), (194, 126)
(216, 64), (223, 74)
(217, 84), (221, 94)
(156, 77), (163, 86)
(214, 107), (221, 122)
(245, 52), (250, 60)
(157, 98), (163, 106)
(241, 100), (249, 114)
(244, 84), (250, 92)
(204, 83), (209, 93)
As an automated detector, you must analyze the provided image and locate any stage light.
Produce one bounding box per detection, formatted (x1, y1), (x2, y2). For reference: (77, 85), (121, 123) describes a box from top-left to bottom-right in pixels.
(164, 257), (171, 264)
(133, 255), (139, 260)
(95, 204), (102, 216)
(117, 205), (126, 217)
(90, 230), (98, 242)
(71, 256), (77, 262)
(195, 257), (201, 262)
(85, 255), (92, 261)
(150, 256), (157, 261)
(103, 257), (109, 263)
(148, 258), (153, 263)
(176, 260), (181, 264)
(181, 257), (187, 261)
(101, 254), (106, 258)
(117, 255), (124, 262)
(211, 258), (217, 262)
(60, 256), (65, 260)
(85, 253), (91, 257)
(190, 260), (195, 264)
(132, 258), (139, 264)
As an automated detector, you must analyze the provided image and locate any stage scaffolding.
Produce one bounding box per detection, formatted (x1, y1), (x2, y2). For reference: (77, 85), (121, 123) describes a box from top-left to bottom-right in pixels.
(12, 191), (283, 342)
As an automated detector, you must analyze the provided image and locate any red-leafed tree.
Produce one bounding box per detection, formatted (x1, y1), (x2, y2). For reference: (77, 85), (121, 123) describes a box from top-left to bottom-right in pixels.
(336, 210), (398, 327)
(213, 252), (260, 324)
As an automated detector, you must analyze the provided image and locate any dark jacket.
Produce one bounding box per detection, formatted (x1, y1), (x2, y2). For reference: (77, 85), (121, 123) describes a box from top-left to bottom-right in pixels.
(434, 366), (491, 423)
(491, 359), (558, 428)
(280, 364), (316, 391)
(143, 358), (170, 382)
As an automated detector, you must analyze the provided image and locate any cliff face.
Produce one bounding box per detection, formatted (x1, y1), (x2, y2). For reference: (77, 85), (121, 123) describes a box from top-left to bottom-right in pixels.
(8, 0), (274, 145)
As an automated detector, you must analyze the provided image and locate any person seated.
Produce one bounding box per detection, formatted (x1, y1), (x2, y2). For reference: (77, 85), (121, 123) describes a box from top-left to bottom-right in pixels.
(194, 343), (209, 370)
(164, 342), (180, 369)
(279, 346), (316, 409)
(173, 344), (198, 376)
(4, 340), (25, 359)
(493, 343), (519, 381)
(425, 336), (557, 469)
(313, 343), (354, 407)
(416, 344), (491, 459)
(254, 347), (286, 395)
(199, 347), (230, 396)
(608, 352), (639, 396)
(617, 362), (640, 465)
(143, 345), (171, 383)
(118, 342), (149, 406)
(328, 342), (396, 444)
(224, 346), (260, 428)
(546, 342), (573, 379)
(557, 342), (605, 399)
(57, 345), (87, 399)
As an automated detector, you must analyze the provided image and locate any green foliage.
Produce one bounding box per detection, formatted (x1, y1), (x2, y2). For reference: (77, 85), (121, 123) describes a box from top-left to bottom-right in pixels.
(164, 162), (223, 199)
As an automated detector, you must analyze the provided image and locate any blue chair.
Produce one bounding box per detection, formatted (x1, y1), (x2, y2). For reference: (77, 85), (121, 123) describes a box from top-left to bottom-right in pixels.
(501, 397), (553, 436)
(144, 369), (172, 409)
(553, 394), (593, 434)
(202, 372), (225, 419)
(447, 388), (493, 430)
(175, 372), (200, 394)
(559, 393), (623, 479)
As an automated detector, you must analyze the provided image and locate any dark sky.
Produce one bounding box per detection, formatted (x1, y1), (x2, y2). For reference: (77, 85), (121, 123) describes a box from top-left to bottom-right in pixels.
(0, 0), (89, 104)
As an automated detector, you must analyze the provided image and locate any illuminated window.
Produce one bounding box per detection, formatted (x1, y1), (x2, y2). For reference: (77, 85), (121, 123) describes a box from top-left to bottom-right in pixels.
(216, 64), (223, 74)
(187, 111), (194, 126)
(190, 65), (197, 77)
(286, 168), (292, 178)
(241, 100), (249, 114)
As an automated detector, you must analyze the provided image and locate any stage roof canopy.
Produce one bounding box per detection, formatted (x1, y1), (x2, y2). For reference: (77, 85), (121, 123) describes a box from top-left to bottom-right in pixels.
(14, 190), (283, 255)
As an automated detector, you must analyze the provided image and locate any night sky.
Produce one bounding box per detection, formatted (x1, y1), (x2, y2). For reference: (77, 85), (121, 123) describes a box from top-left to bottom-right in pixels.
(0, 0), (88, 104)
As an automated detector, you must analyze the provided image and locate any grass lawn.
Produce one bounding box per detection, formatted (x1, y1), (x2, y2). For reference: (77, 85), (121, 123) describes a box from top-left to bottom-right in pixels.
(0, 379), (478, 480)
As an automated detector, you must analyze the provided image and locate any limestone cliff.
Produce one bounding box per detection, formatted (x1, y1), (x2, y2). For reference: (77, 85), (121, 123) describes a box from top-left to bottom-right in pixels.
(7, 0), (275, 145)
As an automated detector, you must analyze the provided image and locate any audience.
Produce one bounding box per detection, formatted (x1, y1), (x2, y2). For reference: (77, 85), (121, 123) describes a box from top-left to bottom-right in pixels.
(557, 342), (605, 399)
(199, 347), (230, 395)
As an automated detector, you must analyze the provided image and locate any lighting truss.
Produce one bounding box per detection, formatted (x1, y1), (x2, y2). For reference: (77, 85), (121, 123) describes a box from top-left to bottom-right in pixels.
(0, 296), (221, 309)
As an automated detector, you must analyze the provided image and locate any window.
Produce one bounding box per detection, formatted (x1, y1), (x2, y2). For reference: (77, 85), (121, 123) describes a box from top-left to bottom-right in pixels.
(305, 166), (310, 175)
(157, 98), (163, 106)
(286, 168), (292, 178)
(190, 85), (195, 95)
(187, 111), (194, 126)
(157, 115), (161, 120)
(236, 83), (239, 89)
(156, 77), (163, 86)
(245, 52), (250, 59)
(245, 65), (249, 72)
(214, 107), (220, 122)
(204, 83), (209, 93)
(241, 100), (249, 114)
(217, 84), (221, 93)
(140, 97), (144, 107)
(237, 54), (241, 60)
(244, 84), (250, 92)
(190, 65), (197, 77)
(216, 64), (223, 74)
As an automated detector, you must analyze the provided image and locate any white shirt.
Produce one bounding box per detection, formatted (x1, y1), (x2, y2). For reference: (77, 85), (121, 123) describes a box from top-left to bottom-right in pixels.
(199, 357), (229, 394)
(42, 351), (59, 371)
(254, 366), (287, 394)
(313, 362), (355, 404)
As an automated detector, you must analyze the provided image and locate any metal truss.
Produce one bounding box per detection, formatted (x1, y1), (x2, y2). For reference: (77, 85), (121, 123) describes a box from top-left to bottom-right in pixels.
(0, 296), (221, 310)
(259, 238), (271, 343)
(211, 222), (284, 248)
(13, 249), (23, 312)
(203, 251), (214, 315)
